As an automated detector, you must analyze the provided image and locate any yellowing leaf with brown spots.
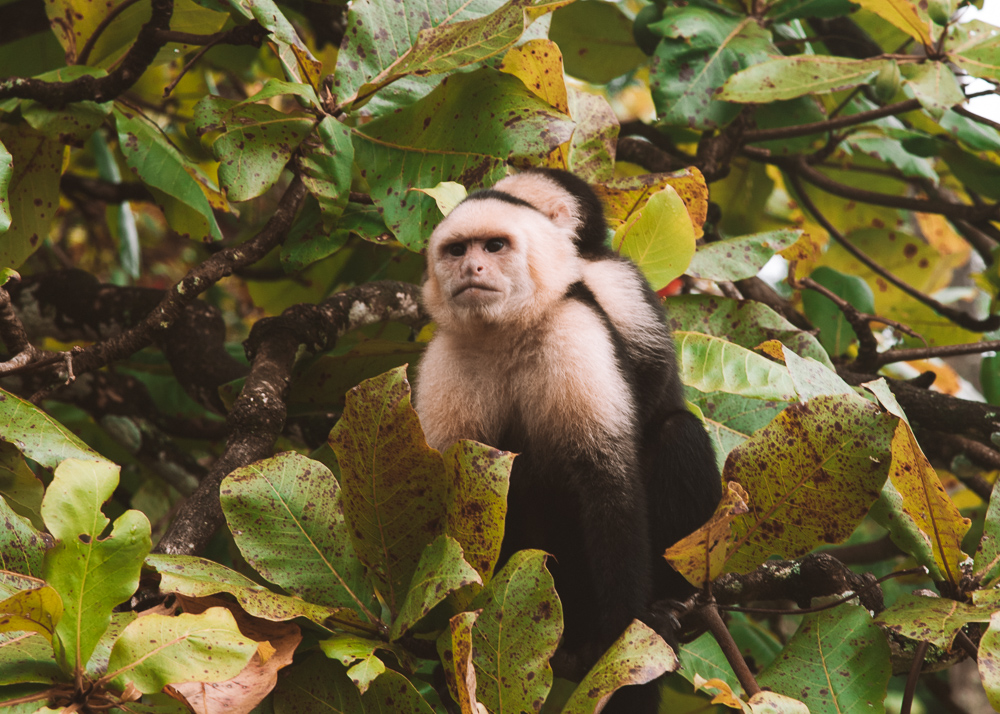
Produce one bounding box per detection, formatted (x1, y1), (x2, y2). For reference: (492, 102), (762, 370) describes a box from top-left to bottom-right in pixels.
(852, 0), (933, 46)
(595, 168), (708, 236)
(723, 395), (895, 574)
(663, 482), (749, 587)
(499, 39), (570, 114)
(876, 593), (990, 647)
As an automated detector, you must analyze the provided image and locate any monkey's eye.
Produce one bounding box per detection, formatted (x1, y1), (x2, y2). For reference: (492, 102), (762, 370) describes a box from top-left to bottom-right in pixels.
(446, 243), (466, 257)
(484, 238), (506, 253)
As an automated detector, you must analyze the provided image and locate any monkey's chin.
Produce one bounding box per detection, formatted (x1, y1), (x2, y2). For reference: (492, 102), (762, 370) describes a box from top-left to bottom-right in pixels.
(451, 285), (504, 308)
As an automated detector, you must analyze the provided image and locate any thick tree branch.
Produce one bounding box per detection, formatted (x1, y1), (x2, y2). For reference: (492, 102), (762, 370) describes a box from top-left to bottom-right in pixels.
(0, 0), (174, 106)
(61, 173), (155, 204)
(155, 281), (428, 556)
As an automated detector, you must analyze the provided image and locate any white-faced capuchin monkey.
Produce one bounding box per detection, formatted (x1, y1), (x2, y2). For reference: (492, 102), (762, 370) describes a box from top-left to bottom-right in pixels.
(414, 168), (722, 713)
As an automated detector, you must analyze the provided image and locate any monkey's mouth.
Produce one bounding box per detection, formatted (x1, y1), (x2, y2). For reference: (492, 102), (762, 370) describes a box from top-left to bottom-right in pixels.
(452, 282), (500, 298)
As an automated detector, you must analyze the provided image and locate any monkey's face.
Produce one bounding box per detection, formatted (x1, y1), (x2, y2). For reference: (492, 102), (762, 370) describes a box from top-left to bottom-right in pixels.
(423, 198), (580, 328)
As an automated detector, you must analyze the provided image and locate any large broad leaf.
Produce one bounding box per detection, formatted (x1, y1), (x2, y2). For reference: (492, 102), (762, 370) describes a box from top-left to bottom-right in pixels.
(469, 550), (561, 714)
(650, 7), (775, 129)
(665, 294), (833, 368)
(561, 621), (677, 714)
(0, 388), (107, 469)
(442, 440), (513, 585)
(106, 607), (257, 694)
(949, 20), (1000, 83)
(674, 332), (797, 401)
(220, 452), (374, 616)
(354, 68), (571, 248)
(976, 474), (1000, 582)
(390, 535), (481, 641)
(221, 0), (318, 83)
(0, 586), (62, 641)
(851, 0), (933, 46)
(721, 56), (891, 103)
(0, 496), (45, 580)
(876, 593), (991, 648)
(333, 0), (570, 113)
(663, 482), (750, 587)
(723, 394), (895, 574)
(193, 97), (314, 202)
(902, 61), (965, 119)
(42, 459), (151, 674)
(548, 0), (646, 83)
(866, 381), (971, 587)
(758, 606), (892, 714)
(595, 169), (709, 235)
(685, 390), (786, 468)
(298, 117), (355, 229)
(114, 107), (223, 242)
(0, 125), (62, 269)
(328, 367), (448, 615)
(613, 185), (696, 291)
(146, 554), (346, 626)
(687, 230), (801, 282)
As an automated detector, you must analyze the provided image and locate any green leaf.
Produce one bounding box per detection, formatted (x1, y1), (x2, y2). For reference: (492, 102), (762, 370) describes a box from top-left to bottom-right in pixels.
(298, 116), (354, 228)
(221, 0), (317, 83)
(687, 230), (801, 282)
(782, 346), (860, 402)
(0, 388), (107, 469)
(614, 185), (695, 291)
(0, 124), (62, 269)
(106, 607), (257, 694)
(113, 106), (223, 242)
(0, 138), (11, 233)
(650, 8), (776, 129)
(677, 631), (741, 695)
(443, 440), (513, 586)
(0, 495), (45, 579)
(390, 535), (481, 640)
(146, 554), (350, 626)
(685, 390), (785, 468)
(0, 440), (44, 530)
(979, 612), (1000, 710)
(758, 606), (892, 714)
(765, 0), (857, 22)
(220, 452), (374, 615)
(548, 0), (646, 83)
(801, 266), (876, 357)
(470, 550), (561, 713)
(949, 20), (1000, 82)
(562, 621), (677, 714)
(334, 0), (571, 112)
(975, 470), (1000, 581)
(207, 102), (314, 202)
(876, 593), (991, 647)
(328, 367), (447, 615)
(674, 332), (797, 401)
(19, 69), (111, 144)
(0, 633), (61, 686)
(847, 130), (938, 184)
(42, 459), (151, 674)
(724, 395), (895, 574)
(721, 56), (891, 103)
(901, 61), (964, 119)
(665, 294), (834, 368)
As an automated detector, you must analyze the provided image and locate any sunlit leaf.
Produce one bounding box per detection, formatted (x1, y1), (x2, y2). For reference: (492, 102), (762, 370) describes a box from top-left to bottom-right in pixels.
(851, 0), (933, 46)
(674, 332), (797, 401)
(614, 185), (695, 290)
(688, 230), (801, 282)
(876, 593), (990, 647)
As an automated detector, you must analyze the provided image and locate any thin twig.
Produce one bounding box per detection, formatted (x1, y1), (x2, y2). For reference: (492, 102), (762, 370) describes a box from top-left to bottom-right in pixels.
(700, 602), (761, 697)
(743, 99), (922, 143)
(875, 339), (1000, 367)
(901, 640), (930, 714)
(786, 171), (1000, 332)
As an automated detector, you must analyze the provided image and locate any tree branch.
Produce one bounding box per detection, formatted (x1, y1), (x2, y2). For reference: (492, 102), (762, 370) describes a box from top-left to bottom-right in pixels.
(744, 99), (922, 143)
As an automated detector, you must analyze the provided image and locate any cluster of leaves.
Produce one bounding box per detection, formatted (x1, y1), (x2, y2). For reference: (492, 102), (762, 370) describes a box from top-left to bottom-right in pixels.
(1, 0), (1000, 712)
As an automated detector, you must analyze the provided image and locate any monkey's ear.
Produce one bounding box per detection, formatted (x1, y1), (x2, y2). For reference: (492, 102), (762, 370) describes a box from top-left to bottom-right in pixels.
(533, 187), (580, 232)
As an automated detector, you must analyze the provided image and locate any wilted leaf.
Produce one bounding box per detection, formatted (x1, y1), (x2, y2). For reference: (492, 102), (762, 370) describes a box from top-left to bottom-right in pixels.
(614, 185), (695, 290)
(674, 332), (797, 401)
(758, 606), (891, 714)
(106, 607), (257, 694)
(562, 620), (677, 714)
(329, 367), (448, 614)
(688, 230), (801, 282)
(220, 452), (374, 616)
(724, 395), (895, 573)
(470, 550), (561, 714)
(436, 610), (482, 713)
(876, 593), (990, 647)
(693, 674), (749, 711)
(42, 459), (151, 674)
(663, 482), (750, 587)
(390, 535), (481, 640)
